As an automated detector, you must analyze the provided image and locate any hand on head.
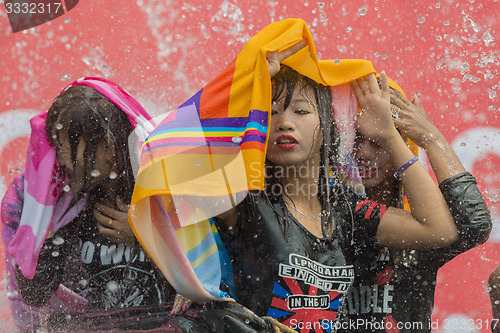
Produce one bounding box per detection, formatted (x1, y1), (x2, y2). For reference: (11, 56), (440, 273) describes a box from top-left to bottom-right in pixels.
(351, 72), (399, 146)
(390, 90), (441, 149)
(266, 40), (308, 78)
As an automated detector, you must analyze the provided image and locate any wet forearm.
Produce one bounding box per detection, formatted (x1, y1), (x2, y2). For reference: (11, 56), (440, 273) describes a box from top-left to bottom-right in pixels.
(423, 132), (466, 184)
(386, 134), (457, 245)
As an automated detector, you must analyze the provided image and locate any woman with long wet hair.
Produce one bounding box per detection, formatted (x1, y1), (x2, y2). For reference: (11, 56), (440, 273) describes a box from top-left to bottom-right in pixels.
(1, 77), (174, 331)
(128, 19), (459, 332)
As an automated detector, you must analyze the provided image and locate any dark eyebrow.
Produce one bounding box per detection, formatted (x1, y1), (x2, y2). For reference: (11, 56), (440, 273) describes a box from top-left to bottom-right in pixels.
(291, 98), (314, 105)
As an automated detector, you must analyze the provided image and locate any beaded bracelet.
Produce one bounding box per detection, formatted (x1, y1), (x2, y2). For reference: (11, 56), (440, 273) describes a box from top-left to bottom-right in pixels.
(394, 156), (419, 179)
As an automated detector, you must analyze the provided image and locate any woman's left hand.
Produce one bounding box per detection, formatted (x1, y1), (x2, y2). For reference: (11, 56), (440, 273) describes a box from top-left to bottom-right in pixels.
(390, 90), (442, 149)
(351, 71), (399, 145)
(266, 40), (308, 78)
(94, 197), (136, 246)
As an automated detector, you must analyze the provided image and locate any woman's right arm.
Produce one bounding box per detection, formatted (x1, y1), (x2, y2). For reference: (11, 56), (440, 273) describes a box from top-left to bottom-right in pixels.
(391, 90), (491, 253)
(14, 233), (69, 307)
(2, 174), (69, 307)
(352, 72), (457, 250)
(1, 174), (61, 307)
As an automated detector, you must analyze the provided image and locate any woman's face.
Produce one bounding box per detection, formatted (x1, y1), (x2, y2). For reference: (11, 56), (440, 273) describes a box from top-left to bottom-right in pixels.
(52, 124), (115, 192)
(353, 130), (394, 189)
(267, 83), (322, 167)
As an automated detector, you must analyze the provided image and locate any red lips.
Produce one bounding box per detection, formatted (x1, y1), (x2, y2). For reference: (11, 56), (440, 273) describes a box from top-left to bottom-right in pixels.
(275, 134), (298, 149)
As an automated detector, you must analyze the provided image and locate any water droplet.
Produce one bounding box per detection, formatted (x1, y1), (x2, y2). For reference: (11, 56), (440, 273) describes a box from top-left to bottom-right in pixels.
(482, 31), (494, 46)
(109, 171), (118, 179)
(334, 58), (340, 64)
(16, 167), (23, 173)
(106, 281), (119, 292)
(346, 26), (352, 33)
(436, 35), (442, 41)
(195, 161), (202, 166)
(55, 123), (63, 130)
(435, 2), (441, 8)
(51, 251), (60, 257)
(358, 7), (368, 16)
(317, 2), (325, 7)
(6, 290), (19, 297)
(418, 16), (426, 24)
(460, 142), (467, 147)
(52, 235), (65, 245)
(462, 74), (480, 83)
(487, 89), (497, 99)
(63, 185), (71, 192)
(232, 136), (242, 143)
(443, 21), (450, 26)
(60, 73), (71, 81)
(91, 169), (101, 177)
(380, 54), (388, 60)
(374, 51), (380, 57)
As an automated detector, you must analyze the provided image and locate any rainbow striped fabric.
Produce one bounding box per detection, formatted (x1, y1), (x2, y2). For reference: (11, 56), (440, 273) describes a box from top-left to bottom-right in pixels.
(129, 18), (378, 302)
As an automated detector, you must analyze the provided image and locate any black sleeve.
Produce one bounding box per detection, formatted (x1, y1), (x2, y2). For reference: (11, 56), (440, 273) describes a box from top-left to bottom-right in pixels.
(15, 227), (75, 307)
(350, 198), (386, 258)
(425, 172), (492, 265)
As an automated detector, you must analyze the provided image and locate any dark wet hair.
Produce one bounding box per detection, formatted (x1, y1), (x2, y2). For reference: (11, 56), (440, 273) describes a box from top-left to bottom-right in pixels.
(264, 65), (341, 239)
(46, 85), (135, 202)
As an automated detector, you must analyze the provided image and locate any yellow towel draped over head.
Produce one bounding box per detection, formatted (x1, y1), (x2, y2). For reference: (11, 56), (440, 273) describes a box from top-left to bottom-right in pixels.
(128, 18), (387, 302)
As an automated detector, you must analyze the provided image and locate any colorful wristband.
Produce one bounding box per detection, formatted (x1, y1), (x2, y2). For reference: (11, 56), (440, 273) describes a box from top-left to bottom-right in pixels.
(394, 156), (419, 179)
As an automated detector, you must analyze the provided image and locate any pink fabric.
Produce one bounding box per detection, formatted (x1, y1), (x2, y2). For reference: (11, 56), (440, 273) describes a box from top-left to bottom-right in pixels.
(67, 77), (154, 130)
(7, 77), (156, 279)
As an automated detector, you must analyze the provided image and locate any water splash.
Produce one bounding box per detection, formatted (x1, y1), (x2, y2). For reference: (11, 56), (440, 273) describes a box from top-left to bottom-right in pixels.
(482, 31), (493, 46)
(358, 7), (368, 16)
(60, 73), (71, 81)
(487, 88), (497, 99)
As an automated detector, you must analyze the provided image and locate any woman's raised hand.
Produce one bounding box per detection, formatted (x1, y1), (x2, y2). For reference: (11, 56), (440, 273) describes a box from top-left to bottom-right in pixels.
(351, 71), (399, 145)
(94, 197), (136, 247)
(390, 90), (441, 149)
(266, 40), (308, 78)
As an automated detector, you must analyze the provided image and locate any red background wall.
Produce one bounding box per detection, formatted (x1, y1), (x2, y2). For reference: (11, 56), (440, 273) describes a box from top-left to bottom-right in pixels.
(1, 1), (498, 331)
